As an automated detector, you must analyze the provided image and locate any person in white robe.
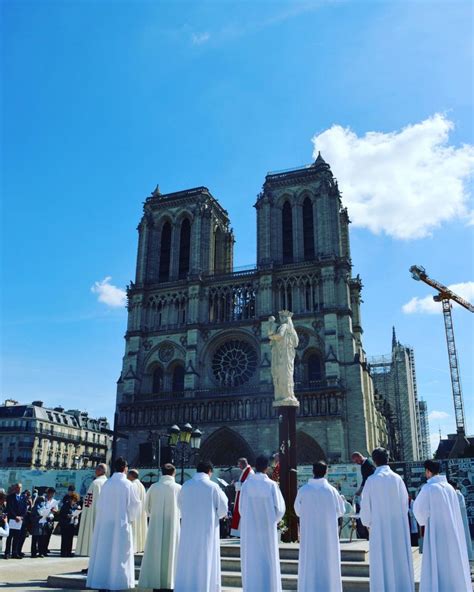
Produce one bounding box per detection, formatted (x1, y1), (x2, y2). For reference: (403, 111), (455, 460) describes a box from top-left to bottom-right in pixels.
(240, 455), (286, 592)
(295, 460), (344, 592)
(138, 463), (181, 591)
(449, 480), (473, 561)
(76, 463), (107, 557)
(360, 447), (414, 592)
(339, 495), (355, 540)
(413, 460), (471, 592)
(174, 460), (228, 592)
(127, 468), (148, 553)
(86, 457), (142, 591)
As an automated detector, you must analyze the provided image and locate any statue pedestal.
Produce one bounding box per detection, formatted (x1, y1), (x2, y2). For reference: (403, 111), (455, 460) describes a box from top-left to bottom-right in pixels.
(277, 405), (298, 542)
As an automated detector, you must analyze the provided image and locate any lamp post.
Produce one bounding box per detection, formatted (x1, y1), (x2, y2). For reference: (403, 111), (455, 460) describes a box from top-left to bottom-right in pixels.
(168, 423), (202, 485)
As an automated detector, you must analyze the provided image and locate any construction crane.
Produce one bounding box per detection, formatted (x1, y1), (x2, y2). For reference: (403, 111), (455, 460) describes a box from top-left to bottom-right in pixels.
(410, 265), (474, 455)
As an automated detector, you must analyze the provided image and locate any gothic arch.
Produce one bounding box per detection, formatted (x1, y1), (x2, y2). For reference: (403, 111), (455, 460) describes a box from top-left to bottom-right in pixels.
(282, 201), (293, 263)
(296, 431), (326, 464)
(302, 348), (324, 382)
(303, 197), (315, 260)
(198, 427), (255, 466)
(178, 218), (191, 278)
(159, 221), (172, 281)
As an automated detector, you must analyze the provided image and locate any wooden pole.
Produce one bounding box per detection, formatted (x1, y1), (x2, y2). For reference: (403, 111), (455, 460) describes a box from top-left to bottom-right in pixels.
(278, 406), (298, 542)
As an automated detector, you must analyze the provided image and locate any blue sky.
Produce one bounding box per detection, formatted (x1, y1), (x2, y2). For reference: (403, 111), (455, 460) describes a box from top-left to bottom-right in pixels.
(2, 0), (473, 450)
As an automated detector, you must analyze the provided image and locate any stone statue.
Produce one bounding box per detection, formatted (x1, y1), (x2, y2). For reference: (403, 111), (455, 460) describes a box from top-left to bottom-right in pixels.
(268, 310), (299, 407)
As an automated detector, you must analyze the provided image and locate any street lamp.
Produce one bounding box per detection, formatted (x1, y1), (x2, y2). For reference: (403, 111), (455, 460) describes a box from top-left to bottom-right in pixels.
(168, 423), (202, 484)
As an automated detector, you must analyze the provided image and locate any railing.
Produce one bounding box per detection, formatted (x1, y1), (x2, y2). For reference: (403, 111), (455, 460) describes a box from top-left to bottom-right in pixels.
(119, 390), (344, 427)
(130, 379), (343, 403)
(267, 163), (314, 176)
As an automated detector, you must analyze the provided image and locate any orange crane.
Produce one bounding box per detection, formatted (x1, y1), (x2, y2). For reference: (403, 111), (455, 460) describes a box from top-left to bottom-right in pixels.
(410, 265), (473, 454)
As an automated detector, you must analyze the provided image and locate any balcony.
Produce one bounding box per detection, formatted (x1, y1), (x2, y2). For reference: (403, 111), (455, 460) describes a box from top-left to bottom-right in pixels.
(131, 378), (343, 403)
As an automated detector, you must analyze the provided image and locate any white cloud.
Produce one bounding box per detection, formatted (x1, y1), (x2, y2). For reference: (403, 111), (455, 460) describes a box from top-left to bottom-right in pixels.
(191, 32), (210, 45)
(311, 114), (474, 239)
(428, 410), (450, 421)
(91, 277), (126, 308)
(402, 281), (474, 314)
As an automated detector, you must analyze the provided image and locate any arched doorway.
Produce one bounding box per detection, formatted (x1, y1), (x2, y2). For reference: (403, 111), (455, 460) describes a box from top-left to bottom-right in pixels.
(296, 431), (327, 464)
(198, 427), (255, 467)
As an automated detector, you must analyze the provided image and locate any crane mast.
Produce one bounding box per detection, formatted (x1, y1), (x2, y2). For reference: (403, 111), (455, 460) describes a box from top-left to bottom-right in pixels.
(409, 265), (473, 442)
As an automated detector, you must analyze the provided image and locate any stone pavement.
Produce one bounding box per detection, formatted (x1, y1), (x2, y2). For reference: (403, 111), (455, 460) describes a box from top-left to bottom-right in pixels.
(0, 534), (88, 592)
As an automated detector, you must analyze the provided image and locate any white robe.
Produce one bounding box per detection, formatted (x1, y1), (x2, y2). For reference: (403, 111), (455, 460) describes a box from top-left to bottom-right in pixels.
(360, 465), (414, 592)
(86, 472), (142, 591)
(138, 475), (181, 590)
(75, 474), (107, 557)
(174, 472), (228, 592)
(456, 489), (473, 560)
(294, 478), (344, 592)
(240, 472), (286, 592)
(413, 475), (471, 592)
(131, 478), (148, 553)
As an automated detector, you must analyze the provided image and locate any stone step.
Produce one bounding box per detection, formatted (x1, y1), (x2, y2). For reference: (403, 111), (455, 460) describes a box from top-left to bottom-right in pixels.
(218, 542), (368, 563)
(221, 557), (370, 577)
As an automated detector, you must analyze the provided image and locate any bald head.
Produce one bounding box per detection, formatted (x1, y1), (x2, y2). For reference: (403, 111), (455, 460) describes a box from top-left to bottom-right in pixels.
(95, 463), (107, 477)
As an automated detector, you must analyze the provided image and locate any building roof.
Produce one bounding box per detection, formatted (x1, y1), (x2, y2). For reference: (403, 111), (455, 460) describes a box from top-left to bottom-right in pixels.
(0, 400), (109, 431)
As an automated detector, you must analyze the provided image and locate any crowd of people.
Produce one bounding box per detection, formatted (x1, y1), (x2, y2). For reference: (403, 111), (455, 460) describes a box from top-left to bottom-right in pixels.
(77, 450), (472, 592)
(0, 482), (83, 559)
(1, 450), (472, 592)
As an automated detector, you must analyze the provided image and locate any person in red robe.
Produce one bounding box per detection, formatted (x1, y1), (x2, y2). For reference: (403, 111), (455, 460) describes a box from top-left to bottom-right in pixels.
(230, 458), (254, 536)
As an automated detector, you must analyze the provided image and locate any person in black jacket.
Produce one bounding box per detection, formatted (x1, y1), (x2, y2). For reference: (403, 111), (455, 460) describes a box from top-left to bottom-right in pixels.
(4, 483), (28, 559)
(30, 496), (48, 558)
(59, 492), (81, 557)
(351, 451), (375, 539)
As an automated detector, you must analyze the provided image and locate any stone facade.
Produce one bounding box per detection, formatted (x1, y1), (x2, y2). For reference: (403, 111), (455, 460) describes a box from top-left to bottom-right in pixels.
(115, 156), (388, 466)
(0, 399), (111, 469)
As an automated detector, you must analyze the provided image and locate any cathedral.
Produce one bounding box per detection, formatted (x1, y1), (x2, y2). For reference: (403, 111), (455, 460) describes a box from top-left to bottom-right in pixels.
(115, 155), (389, 467)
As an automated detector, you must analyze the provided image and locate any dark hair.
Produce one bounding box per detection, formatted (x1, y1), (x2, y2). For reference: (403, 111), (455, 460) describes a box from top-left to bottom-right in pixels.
(197, 461), (213, 474)
(67, 485), (75, 492)
(162, 463), (176, 476)
(372, 447), (389, 466)
(424, 459), (441, 475)
(114, 456), (128, 472)
(255, 455), (269, 472)
(313, 461), (328, 478)
(46, 487), (56, 494)
(35, 495), (45, 506)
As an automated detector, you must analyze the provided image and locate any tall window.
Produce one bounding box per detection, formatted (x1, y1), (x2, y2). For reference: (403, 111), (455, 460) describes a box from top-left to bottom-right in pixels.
(307, 353), (323, 383)
(282, 201), (293, 263)
(172, 365), (185, 392)
(152, 367), (164, 394)
(303, 197), (315, 260)
(159, 222), (172, 281)
(178, 219), (191, 278)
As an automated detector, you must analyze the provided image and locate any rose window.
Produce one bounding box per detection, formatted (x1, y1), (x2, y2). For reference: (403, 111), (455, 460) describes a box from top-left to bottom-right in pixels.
(212, 340), (258, 387)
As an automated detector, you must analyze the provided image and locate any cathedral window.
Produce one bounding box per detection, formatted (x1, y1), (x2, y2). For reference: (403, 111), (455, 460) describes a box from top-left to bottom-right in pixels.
(172, 364), (185, 392)
(178, 218), (191, 278)
(212, 339), (258, 387)
(303, 197), (315, 260)
(282, 201), (293, 263)
(306, 353), (323, 383)
(158, 222), (172, 281)
(152, 366), (164, 394)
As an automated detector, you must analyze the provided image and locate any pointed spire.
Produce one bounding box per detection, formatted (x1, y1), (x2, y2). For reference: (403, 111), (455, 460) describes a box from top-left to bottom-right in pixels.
(151, 184), (161, 198)
(392, 326), (397, 350)
(312, 150), (331, 172)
